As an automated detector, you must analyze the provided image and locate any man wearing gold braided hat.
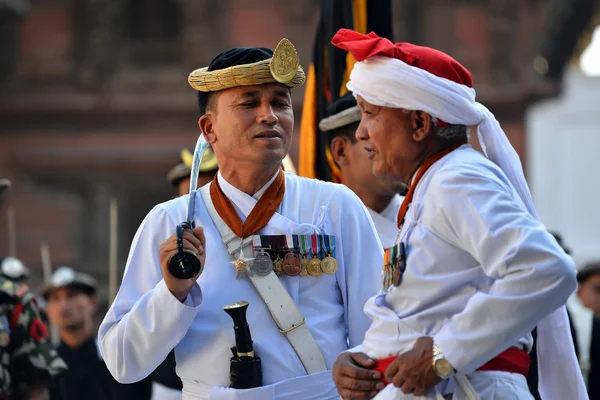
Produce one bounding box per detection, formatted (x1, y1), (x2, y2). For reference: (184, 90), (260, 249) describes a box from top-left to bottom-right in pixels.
(98, 38), (382, 399)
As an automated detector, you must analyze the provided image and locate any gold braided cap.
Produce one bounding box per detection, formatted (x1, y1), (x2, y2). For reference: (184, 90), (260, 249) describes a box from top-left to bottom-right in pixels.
(188, 38), (306, 92)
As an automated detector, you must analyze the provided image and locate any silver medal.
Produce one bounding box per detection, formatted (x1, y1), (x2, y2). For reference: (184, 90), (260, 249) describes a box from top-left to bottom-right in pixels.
(251, 249), (274, 276)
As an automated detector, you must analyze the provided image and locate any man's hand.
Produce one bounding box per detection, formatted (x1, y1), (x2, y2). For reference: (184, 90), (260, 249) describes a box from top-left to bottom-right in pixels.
(159, 225), (206, 301)
(333, 351), (385, 400)
(385, 337), (441, 396)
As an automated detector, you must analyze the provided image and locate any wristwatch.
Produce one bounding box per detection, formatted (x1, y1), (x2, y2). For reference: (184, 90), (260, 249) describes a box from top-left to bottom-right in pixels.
(432, 344), (455, 379)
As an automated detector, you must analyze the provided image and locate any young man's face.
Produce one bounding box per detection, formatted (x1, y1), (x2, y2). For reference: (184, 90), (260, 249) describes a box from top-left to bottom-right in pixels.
(578, 273), (600, 316)
(200, 83), (294, 169)
(46, 287), (96, 331)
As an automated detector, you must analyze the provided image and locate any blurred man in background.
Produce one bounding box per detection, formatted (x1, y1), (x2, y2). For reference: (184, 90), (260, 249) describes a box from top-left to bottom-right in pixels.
(0, 178), (67, 399)
(44, 267), (151, 400)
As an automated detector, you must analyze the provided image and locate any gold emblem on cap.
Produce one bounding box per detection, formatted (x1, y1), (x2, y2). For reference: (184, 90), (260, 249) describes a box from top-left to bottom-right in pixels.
(270, 38), (299, 84)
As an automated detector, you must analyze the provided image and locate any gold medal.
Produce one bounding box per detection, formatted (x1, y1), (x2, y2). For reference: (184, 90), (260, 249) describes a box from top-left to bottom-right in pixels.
(307, 255), (322, 276)
(320, 235), (337, 275)
(392, 267), (402, 287)
(233, 258), (247, 279)
(300, 254), (309, 276)
(274, 256), (284, 276)
(321, 255), (338, 274)
(382, 261), (388, 289)
(230, 248), (254, 279)
(269, 38), (299, 83)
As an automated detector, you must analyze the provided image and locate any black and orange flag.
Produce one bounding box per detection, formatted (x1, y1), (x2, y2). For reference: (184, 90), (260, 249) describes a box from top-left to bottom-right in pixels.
(298, 0), (392, 182)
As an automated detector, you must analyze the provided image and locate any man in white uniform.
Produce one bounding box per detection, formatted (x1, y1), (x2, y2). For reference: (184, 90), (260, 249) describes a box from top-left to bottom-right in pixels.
(319, 92), (404, 250)
(98, 38), (382, 400)
(329, 29), (586, 400)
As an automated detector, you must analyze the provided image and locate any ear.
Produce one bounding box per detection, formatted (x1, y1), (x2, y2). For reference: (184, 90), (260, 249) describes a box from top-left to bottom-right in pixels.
(90, 295), (98, 314)
(410, 111), (433, 142)
(577, 286), (584, 300)
(199, 115), (217, 144)
(330, 136), (350, 167)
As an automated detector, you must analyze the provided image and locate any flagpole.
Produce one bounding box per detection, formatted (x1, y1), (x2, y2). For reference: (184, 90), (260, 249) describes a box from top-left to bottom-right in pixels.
(108, 197), (118, 305)
(40, 241), (52, 284)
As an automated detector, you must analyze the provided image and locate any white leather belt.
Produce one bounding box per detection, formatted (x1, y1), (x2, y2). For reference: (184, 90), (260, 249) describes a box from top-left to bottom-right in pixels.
(199, 185), (327, 375)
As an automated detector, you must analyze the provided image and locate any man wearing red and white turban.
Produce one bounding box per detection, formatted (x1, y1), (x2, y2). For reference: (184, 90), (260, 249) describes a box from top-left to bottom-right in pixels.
(330, 29), (587, 400)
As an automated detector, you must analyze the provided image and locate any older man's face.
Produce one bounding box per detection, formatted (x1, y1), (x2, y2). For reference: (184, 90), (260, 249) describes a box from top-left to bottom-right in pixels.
(201, 83), (294, 170)
(578, 274), (600, 316)
(354, 95), (421, 185)
(339, 131), (407, 196)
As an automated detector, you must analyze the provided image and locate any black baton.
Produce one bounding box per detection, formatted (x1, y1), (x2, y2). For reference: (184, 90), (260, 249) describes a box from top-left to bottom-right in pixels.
(167, 222), (202, 279)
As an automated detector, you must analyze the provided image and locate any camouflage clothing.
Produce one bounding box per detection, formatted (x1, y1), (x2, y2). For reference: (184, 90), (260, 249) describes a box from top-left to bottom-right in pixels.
(0, 277), (67, 399)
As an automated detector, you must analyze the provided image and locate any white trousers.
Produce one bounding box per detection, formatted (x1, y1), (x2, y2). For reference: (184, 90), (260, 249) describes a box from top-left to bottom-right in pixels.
(373, 371), (533, 400)
(152, 382), (183, 400)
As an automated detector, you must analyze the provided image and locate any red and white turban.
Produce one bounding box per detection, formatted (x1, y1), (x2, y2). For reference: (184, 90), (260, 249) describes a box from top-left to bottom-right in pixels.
(332, 28), (536, 219)
(333, 29), (587, 400)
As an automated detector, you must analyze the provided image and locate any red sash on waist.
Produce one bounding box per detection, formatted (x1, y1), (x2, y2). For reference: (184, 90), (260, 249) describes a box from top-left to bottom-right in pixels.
(477, 347), (530, 376)
(373, 347), (530, 385)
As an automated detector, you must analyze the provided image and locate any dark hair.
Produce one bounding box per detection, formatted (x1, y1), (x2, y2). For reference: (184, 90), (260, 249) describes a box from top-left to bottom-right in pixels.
(327, 122), (359, 146)
(577, 261), (600, 284)
(433, 123), (469, 143)
(198, 91), (219, 115)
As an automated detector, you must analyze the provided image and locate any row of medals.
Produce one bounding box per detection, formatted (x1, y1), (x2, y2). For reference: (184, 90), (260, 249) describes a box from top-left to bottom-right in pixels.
(235, 249), (338, 278)
(382, 258), (403, 289)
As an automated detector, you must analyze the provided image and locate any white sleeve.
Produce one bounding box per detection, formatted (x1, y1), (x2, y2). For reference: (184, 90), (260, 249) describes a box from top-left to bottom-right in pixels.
(327, 187), (383, 349)
(98, 205), (203, 383)
(428, 166), (577, 373)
